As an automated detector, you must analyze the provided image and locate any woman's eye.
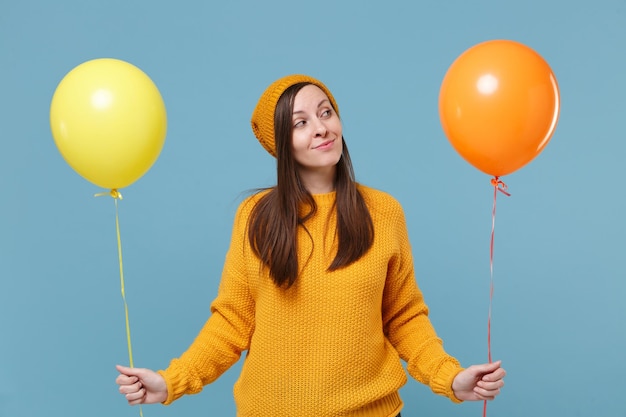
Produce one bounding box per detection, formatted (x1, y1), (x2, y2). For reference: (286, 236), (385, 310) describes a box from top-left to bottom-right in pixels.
(321, 109), (332, 118)
(294, 120), (305, 128)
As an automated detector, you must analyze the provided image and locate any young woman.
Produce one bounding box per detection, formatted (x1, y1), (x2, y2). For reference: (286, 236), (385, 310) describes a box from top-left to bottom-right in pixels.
(116, 74), (506, 417)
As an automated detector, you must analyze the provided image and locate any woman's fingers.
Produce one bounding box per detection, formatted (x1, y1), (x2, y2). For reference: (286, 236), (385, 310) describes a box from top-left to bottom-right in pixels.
(119, 380), (143, 394)
(475, 377), (504, 400)
(115, 373), (138, 385)
(124, 386), (146, 404)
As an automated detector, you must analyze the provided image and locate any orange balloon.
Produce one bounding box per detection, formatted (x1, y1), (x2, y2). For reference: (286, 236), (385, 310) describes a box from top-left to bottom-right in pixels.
(439, 40), (560, 177)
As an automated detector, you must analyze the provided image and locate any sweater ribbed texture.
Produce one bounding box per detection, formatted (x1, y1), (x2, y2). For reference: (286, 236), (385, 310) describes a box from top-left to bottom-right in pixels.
(158, 185), (463, 416)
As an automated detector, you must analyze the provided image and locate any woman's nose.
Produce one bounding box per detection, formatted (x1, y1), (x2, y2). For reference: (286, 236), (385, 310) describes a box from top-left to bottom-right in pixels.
(313, 120), (327, 137)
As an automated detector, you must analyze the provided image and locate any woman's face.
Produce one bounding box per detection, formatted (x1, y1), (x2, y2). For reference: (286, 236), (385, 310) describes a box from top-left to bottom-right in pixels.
(290, 84), (343, 177)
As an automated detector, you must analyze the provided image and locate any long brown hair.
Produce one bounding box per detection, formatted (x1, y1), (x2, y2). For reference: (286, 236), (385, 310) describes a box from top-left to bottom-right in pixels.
(248, 82), (374, 288)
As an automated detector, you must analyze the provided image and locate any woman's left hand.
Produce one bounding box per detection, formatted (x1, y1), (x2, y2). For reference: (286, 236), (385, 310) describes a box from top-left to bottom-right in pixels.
(452, 360), (506, 401)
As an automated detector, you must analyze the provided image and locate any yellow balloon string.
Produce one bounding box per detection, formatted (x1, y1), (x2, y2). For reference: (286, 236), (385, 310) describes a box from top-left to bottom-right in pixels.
(96, 189), (144, 417)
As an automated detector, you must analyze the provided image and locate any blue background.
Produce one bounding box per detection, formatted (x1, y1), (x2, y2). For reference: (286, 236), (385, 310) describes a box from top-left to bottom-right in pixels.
(1, 1), (625, 416)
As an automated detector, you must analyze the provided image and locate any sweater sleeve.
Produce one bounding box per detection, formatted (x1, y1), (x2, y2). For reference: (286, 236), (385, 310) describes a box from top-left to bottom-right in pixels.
(381, 201), (464, 403)
(157, 199), (256, 404)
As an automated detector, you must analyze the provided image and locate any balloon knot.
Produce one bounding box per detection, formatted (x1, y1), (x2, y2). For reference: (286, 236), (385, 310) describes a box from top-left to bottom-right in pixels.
(94, 189), (123, 199)
(491, 177), (511, 196)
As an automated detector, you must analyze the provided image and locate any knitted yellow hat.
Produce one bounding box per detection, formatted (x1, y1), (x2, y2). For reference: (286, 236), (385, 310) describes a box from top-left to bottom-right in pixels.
(251, 74), (339, 157)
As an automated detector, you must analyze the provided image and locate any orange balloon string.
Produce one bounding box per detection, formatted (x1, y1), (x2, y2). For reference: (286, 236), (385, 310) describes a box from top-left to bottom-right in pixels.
(484, 177), (510, 417)
(490, 177), (511, 196)
(95, 189), (144, 417)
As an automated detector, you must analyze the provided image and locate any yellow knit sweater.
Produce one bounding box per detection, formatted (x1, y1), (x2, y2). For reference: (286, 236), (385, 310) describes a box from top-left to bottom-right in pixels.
(159, 185), (463, 416)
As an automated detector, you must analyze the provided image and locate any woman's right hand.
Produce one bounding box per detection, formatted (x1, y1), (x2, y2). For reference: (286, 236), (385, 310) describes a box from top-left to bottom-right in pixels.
(115, 364), (168, 405)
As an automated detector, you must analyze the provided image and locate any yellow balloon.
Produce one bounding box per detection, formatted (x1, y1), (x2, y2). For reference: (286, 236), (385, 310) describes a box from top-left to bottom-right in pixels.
(50, 58), (167, 189)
